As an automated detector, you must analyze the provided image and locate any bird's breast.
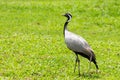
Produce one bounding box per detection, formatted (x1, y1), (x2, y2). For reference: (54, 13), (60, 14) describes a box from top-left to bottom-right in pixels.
(65, 35), (84, 52)
(64, 30), (90, 52)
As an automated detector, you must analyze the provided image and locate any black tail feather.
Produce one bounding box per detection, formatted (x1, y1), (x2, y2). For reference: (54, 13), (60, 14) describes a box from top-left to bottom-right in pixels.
(74, 51), (99, 69)
(93, 59), (99, 69)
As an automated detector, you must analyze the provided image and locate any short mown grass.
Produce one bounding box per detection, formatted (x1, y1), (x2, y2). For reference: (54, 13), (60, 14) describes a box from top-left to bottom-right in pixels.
(0, 0), (120, 79)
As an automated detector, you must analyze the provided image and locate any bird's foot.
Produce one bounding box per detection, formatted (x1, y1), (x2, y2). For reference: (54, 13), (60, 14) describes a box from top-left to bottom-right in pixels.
(78, 72), (81, 77)
(74, 70), (75, 73)
(96, 69), (100, 73)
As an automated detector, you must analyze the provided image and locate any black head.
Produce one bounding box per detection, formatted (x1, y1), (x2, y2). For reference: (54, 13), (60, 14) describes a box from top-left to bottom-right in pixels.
(62, 13), (72, 22)
(63, 13), (72, 19)
(63, 13), (72, 18)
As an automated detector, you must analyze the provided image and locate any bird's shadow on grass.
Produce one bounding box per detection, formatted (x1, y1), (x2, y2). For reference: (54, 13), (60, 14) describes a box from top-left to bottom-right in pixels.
(81, 73), (99, 79)
(77, 71), (101, 79)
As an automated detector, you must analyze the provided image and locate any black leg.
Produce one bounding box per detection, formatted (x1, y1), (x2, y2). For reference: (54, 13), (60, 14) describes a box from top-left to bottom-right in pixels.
(74, 52), (80, 76)
(74, 54), (78, 73)
(94, 61), (99, 73)
(78, 58), (80, 76)
(88, 54), (92, 72)
(75, 54), (80, 76)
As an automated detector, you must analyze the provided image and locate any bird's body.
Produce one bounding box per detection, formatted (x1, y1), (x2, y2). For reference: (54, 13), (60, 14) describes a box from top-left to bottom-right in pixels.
(65, 30), (90, 53)
(65, 30), (96, 61)
(62, 13), (98, 76)
(65, 30), (97, 66)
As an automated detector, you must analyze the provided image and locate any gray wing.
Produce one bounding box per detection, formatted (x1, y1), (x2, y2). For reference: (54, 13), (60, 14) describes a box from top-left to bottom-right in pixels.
(65, 31), (94, 57)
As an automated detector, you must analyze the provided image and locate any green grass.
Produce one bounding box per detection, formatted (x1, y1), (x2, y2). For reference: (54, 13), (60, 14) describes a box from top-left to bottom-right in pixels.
(0, 0), (120, 79)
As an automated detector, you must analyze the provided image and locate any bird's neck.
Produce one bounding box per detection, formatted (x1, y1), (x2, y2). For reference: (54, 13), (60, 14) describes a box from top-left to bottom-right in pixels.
(63, 21), (69, 36)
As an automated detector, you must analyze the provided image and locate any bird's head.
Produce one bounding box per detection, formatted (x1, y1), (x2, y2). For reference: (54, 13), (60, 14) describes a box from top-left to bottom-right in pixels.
(62, 13), (72, 22)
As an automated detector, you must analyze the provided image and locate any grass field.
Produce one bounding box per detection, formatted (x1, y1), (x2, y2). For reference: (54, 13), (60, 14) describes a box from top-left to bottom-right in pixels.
(0, 0), (120, 79)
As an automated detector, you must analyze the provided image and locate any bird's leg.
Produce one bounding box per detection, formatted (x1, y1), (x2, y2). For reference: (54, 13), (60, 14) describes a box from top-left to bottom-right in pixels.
(88, 54), (92, 72)
(78, 57), (80, 76)
(96, 68), (98, 73)
(74, 54), (78, 73)
(95, 63), (99, 73)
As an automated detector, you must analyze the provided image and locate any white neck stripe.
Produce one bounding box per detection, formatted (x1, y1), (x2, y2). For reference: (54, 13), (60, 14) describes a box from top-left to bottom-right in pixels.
(67, 14), (71, 22)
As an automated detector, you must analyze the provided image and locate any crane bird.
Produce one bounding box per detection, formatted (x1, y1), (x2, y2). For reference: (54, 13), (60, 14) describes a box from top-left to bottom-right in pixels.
(62, 13), (99, 76)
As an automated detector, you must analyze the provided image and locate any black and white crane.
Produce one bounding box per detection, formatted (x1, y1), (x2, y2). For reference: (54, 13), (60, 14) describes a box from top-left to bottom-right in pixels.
(62, 13), (99, 76)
